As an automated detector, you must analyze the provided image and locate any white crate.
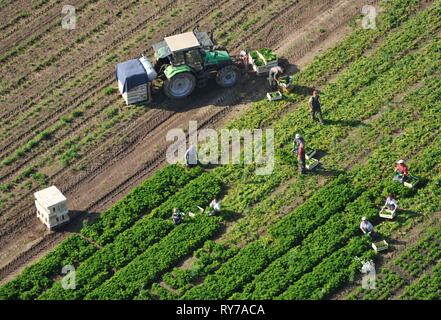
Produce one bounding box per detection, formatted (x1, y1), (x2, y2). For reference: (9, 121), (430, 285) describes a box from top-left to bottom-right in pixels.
(379, 207), (397, 219)
(267, 91), (283, 101)
(306, 158), (319, 170)
(372, 240), (389, 253)
(248, 53), (278, 76)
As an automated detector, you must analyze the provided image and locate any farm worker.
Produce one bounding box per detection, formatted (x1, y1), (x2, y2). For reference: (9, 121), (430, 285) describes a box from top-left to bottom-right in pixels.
(360, 217), (374, 235)
(268, 66), (284, 91)
(384, 194), (398, 211)
(294, 134), (306, 174)
(185, 144), (198, 167)
(208, 198), (221, 216)
(172, 208), (184, 225)
(394, 159), (409, 183)
(308, 89), (324, 125)
(239, 50), (249, 70)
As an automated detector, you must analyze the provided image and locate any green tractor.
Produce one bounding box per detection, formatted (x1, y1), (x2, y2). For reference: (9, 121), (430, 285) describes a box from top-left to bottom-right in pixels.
(151, 31), (240, 99)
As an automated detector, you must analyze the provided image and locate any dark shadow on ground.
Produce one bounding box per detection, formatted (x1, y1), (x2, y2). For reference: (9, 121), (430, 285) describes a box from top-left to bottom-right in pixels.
(60, 210), (101, 233)
(313, 149), (327, 160)
(132, 60), (301, 112)
(308, 166), (345, 177)
(324, 118), (371, 128)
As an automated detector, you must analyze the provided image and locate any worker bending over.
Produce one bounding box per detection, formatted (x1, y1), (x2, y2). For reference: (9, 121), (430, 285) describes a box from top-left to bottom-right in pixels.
(208, 198), (221, 216)
(268, 66), (283, 91)
(308, 89), (324, 125)
(394, 159), (409, 183)
(384, 194), (398, 211)
(172, 208), (184, 225)
(294, 133), (306, 174)
(360, 217), (374, 236)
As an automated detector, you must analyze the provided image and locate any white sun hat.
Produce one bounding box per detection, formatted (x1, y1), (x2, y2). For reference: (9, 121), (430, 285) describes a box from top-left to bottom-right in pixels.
(295, 134), (301, 139)
(397, 159), (405, 164)
(362, 217), (367, 221)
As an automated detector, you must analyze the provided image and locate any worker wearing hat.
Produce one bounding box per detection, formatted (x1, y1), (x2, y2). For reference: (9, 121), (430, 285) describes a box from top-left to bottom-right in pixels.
(394, 159), (409, 183)
(294, 133), (306, 174)
(360, 217), (374, 235)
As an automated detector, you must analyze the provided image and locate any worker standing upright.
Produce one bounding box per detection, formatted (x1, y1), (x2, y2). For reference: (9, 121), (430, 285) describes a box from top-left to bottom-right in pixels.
(309, 89), (324, 125)
(268, 66), (283, 91)
(294, 133), (306, 174)
(239, 50), (249, 70)
(185, 144), (198, 168)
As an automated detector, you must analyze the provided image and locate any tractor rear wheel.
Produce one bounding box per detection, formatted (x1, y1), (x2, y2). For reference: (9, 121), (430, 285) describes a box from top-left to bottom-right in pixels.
(164, 72), (196, 99)
(216, 65), (239, 88)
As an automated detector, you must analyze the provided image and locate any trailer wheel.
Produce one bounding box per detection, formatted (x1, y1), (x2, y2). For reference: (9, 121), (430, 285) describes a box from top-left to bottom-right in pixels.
(216, 65), (239, 88)
(164, 72), (196, 99)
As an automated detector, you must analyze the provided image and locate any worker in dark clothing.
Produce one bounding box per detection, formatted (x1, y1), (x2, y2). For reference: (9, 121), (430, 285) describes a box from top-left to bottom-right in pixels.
(268, 66), (283, 91)
(309, 89), (324, 124)
(294, 133), (306, 174)
(172, 208), (184, 225)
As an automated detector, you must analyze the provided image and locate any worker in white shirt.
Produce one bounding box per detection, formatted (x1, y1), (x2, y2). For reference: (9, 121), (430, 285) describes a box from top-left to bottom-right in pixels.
(360, 217), (374, 235)
(384, 194), (398, 211)
(208, 198), (221, 216)
(268, 66), (284, 91)
(185, 144), (198, 167)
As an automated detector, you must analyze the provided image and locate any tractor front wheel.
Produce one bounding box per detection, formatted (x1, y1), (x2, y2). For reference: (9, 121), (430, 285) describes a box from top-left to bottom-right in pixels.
(164, 72), (196, 99)
(216, 65), (239, 88)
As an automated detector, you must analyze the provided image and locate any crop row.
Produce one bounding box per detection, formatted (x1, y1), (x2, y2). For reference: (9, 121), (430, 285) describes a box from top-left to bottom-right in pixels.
(211, 67), (436, 298)
(161, 241), (239, 296)
(85, 215), (222, 299)
(346, 171), (441, 299)
(214, 0), (441, 244)
(169, 3), (440, 298)
(274, 2), (441, 155)
(235, 73), (441, 299)
(81, 164), (202, 245)
(182, 175), (361, 299)
(228, 0), (431, 131)
(0, 235), (97, 300)
(38, 218), (173, 300)
(234, 189), (379, 299)
(394, 227), (441, 277)
(278, 237), (374, 299)
(36, 171), (223, 299)
(279, 137), (441, 300)
(401, 260), (441, 299)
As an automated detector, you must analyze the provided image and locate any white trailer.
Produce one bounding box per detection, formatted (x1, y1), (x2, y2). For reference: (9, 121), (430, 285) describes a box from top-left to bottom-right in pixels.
(34, 186), (69, 230)
(116, 56), (156, 105)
